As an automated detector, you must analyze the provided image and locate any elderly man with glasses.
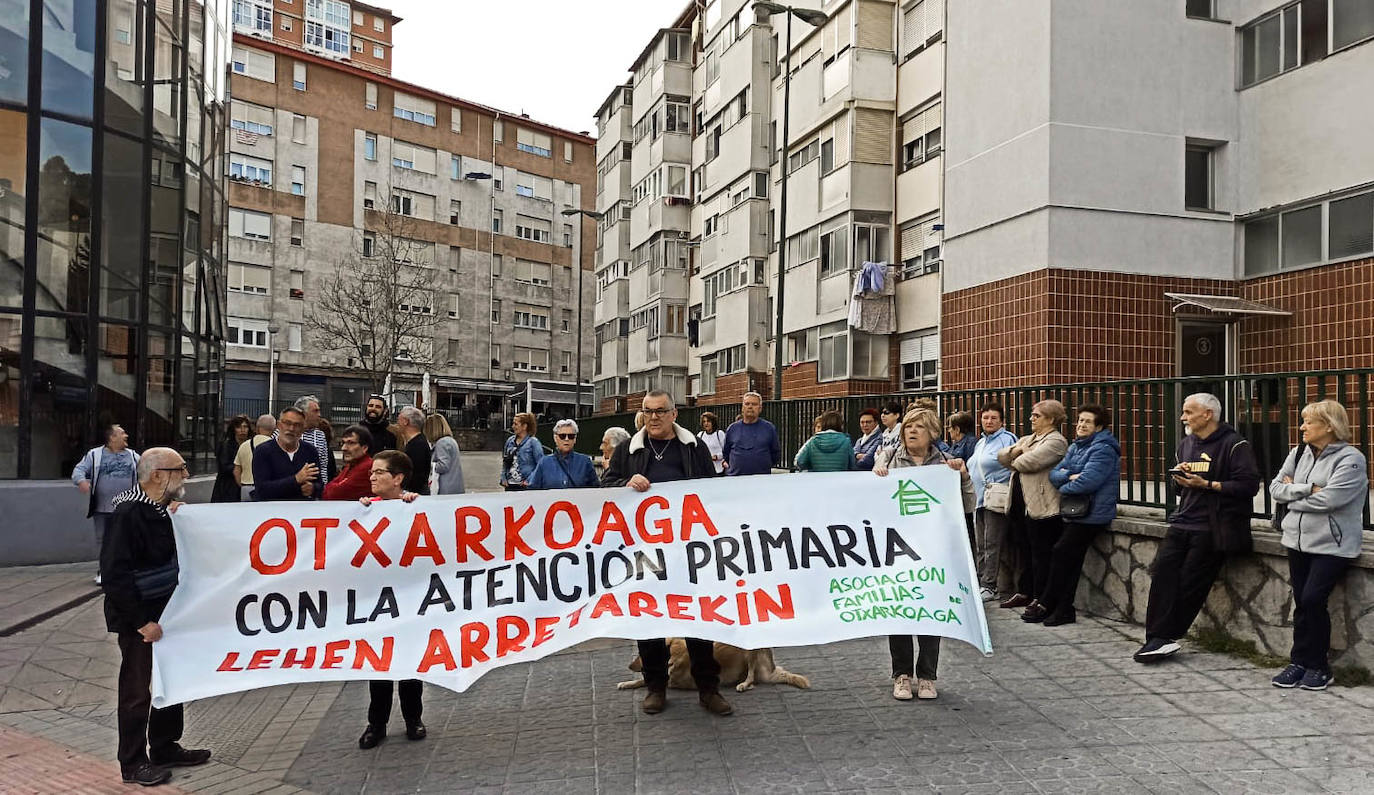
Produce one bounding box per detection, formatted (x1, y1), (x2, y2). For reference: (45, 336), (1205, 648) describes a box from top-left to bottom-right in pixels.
(528, 419), (598, 489)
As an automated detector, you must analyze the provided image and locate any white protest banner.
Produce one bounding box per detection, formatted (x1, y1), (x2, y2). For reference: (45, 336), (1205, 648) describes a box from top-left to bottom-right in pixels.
(152, 469), (991, 707)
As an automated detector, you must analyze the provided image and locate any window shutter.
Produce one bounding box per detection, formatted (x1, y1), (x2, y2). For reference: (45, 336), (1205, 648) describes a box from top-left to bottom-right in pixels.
(903, 1), (925, 54)
(856, 0), (893, 51)
(852, 108), (892, 164)
(900, 221), (924, 258)
(925, 0), (944, 39)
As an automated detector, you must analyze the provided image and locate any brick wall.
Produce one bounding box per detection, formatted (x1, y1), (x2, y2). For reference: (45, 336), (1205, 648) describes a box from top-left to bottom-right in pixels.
(1239, 257), (1374, 373)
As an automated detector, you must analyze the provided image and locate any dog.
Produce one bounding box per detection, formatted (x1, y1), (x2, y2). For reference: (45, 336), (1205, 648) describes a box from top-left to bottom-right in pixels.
(617, 639), (810, 692)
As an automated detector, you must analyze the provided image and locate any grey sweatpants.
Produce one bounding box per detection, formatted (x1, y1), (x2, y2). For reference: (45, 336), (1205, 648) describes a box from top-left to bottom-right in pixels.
(975, 507), (1012, 595)
(93, 512), (112, 569)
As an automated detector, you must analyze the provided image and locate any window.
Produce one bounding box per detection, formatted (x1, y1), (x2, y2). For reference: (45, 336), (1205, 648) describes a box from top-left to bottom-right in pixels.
(281, 16), (291, 31)
(787, 139), (820, 174)
(1329, 191), (1374, 258)
(513, 306), (550, 330)
(231, 45), (275, 81)
(900, 214), (941, 277)
(516, 127), (553, 157)
(364, 132), (377, 161)
(561, 308), (573, 333)
(391, 140), (437, 173)
(364, 181), (377, 209)
(362, 232), (376, 257)
(719, 344), (746, 374)
(290, 217), (304, 246)
(394, 92), (437, 126)
(902, 0), (944, 58)
(821, 139), (835, 174)
(230, 101), (274, 135)
(1240, 0), (1333, 88)
(289, 270), (305, 300)
(451, 108), (461, 133)
(564, 141), (573, 162)
(228, 318), (270, 348)
(304, 0), (349, 53)
(1184, 144), (1213, 211)
(494, 120), (503, 142)
(902, 102), (943, 170)
(1280, 205), (1322, 267)
(513, 260), (552, 286)
(492, 255), (503, 276)
(515, 216), (551, 243)
(1186, 0), (1213, 17)
(448, 246), (461, 272)
(290, 165), (306, 195)
(374, 45), (384, 58)
(292, 61), (306, 90)
(227, 262), (271, 294)
(353, 39), (363, 53)
(448, 294), (461, 318)
(900, 331), (939, 390)
(492, 209), (503, 234)
(229, 208), (272, 240)
(365, 82), (377, 110)
(789, 327), (819, 362)
(228, 153), (272, 184)
(389, 191), (436, 221)
(1334, 0), (1374, 48)
(491, 298), (501, 324)
(785, 227), (820, 268)
(563, 223), (573, 247)
(512, 347), (549, 372)
(233, 0), (273, 32)
(561, 351), (572, 374)
(450, 200), (461, 225)
(291, 114), (306, 143)
(699, 358), (718, 394)
(854, 223), (891, 266)
(820, 225), (848, 277)
(818, 322), (849, 381)
(375, 16), (385, 31)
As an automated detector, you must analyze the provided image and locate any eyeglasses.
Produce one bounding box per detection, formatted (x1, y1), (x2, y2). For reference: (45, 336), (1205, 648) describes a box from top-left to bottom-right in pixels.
(642, 408), (672, 416)
(370, 469), (396, 476)
(157, 465), (188, 473)
(556, 433), (577, 440)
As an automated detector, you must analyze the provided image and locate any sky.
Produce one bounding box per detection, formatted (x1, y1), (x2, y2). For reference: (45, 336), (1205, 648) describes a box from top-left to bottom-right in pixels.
(384, 0), (690, 135)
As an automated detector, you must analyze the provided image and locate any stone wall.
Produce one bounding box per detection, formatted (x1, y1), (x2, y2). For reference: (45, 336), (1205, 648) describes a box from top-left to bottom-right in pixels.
(1080, 511), (1374, 669)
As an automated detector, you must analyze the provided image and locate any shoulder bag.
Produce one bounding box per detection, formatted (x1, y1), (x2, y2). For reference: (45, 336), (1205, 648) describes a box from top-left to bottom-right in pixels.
(1270, 443), (1309, 531)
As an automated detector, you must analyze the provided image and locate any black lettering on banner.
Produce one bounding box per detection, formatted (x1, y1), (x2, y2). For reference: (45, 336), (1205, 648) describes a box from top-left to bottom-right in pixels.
(548, 551), (583, 601)
(453, 569), (480, 610)
(235, 594), (259, 636)
(486, 564), (513, 607)
(418, 574), (455, 615)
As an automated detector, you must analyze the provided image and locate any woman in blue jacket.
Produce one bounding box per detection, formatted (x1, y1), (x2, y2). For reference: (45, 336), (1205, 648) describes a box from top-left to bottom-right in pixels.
(1038, 404), (1121, 626)
(528, 419), (599, 490)
(501, 412), (545, 490)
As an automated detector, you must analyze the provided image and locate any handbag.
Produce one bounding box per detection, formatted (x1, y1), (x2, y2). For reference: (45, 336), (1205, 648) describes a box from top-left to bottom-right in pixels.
(983, 481), (1011, 514)
(1060, 494), (1091, 520)
(1271, 443), (1310, 531)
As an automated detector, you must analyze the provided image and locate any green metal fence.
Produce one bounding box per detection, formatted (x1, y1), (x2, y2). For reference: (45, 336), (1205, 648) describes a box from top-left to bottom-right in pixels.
(546, 369), (1374, 530)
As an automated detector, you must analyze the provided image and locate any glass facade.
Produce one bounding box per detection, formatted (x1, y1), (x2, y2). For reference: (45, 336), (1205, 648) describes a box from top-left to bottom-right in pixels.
(0, 0), (230, 479)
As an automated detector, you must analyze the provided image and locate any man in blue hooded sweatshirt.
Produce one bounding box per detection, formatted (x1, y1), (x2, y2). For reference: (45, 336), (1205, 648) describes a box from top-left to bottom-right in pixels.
(722, 391), (779, 476)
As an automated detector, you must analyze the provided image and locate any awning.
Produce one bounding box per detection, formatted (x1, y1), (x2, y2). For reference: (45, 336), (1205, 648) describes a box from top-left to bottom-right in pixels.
(1164, 293), (1291, 317)
(434, 378), (512, 395)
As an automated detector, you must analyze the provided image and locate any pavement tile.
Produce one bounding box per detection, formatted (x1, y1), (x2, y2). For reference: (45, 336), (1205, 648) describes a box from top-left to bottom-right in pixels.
(1248, 735), (1374, 768)
(1194, 768), (1326, 794)
(1200, 709), (1322, 739)
(1290, 766), (1374, 793)
(1028, 777), (1152, 794)
(1152, 739), (1280, 773)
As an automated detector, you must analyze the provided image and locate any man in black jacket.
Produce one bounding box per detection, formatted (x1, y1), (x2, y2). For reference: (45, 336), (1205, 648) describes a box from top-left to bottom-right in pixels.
(102, 448), (212, 787)
(1135, 393), (1261, 663)
(602, 390), (731, 716)
(362, 394), (398, 453)
(395, 406), (432, 495)
(252, 407), (322, 501)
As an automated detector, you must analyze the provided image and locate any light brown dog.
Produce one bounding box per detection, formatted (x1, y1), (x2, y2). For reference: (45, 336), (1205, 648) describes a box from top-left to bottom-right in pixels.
(617, 639), (810, 692)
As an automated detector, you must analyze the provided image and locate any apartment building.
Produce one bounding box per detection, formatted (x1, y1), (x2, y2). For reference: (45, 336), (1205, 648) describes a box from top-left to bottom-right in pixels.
(592, 84), (634, 411)
(232, 0), (398, 75)
(224, 6), (596, 422)
(941, 0), (1374, 390)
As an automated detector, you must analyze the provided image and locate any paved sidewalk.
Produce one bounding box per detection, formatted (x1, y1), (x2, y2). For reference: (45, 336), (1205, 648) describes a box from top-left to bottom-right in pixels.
(0, 560), (1372, 794)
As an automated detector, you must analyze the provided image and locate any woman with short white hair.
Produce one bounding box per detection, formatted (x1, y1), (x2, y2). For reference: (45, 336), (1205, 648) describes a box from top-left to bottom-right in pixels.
(1268, 400), (1368, 690)
(600, 426), (631, 474)
(528, 419), (599, 489)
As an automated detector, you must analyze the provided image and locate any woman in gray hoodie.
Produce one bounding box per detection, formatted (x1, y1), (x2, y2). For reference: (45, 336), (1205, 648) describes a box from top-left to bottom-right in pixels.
(1268, 400), (1368, 691)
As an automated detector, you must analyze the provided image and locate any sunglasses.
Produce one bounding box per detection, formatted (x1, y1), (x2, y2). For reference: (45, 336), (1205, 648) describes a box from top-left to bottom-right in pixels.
(556, 433), (577, 440)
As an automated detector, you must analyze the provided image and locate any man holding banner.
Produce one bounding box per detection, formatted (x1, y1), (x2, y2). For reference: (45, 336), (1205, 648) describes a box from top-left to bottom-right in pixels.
(602, 389), (731, 716)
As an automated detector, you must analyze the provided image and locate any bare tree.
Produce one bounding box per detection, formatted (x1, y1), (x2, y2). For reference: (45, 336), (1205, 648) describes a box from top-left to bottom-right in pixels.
(305, 187), (439, 392)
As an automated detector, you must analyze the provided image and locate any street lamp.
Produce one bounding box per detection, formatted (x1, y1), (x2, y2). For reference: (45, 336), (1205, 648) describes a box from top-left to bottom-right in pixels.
(754, 1), (828, 401)
(562, 207), (605, 417)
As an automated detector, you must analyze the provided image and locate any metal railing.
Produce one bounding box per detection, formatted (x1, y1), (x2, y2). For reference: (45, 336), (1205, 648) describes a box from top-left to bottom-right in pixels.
(562, 368), (1374, 530)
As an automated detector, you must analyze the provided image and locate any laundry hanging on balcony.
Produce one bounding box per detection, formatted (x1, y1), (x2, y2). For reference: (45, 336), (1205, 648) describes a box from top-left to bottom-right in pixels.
(849, 261), (894, 334)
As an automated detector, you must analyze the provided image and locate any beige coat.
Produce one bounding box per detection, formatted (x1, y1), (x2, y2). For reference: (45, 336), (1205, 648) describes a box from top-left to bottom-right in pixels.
(997, 430), (1068, 519)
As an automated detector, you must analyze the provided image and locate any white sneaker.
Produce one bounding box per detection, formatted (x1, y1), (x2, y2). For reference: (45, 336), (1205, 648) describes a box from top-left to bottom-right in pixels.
(94, 574), (102, 586)
(892, 675), (913, 701)
(979, 587), (996, 602)
(917, 678), (938, 700)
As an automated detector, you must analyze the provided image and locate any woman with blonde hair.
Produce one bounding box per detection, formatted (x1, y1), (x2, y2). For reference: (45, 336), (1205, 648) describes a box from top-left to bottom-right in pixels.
(423, 414), (465, 495)
(501, 412), (544, 490)
(1268, 400), (1368, 690)
(874, 409), (975, 701)
(997, 399), (1068, 619)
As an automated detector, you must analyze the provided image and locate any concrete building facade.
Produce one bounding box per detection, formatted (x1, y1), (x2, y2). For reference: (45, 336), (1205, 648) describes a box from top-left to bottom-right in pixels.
(224, 5), (596, 424)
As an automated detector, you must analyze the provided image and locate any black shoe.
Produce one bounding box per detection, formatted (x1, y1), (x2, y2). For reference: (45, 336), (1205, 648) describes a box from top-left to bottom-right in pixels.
(358, 724), (386, 749)
(150, 744), (211, 768)
(405, 721), (427, 741)
(1133, 637), (1181, 663)
(1043, 608), (1076, 626)
(642, 689), (666, 714)
(1021, 602), (1048, 623)
(121, 762), (171, 787)
(999, 593), (1032, 609)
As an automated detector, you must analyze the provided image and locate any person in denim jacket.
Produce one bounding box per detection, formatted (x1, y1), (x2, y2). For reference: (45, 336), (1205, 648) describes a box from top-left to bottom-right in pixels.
(501, 412), (545, 490)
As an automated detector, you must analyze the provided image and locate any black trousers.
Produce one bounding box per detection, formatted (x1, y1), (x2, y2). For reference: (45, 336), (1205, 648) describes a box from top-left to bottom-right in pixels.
(116, 631), (183, 771)
(1288, 549), (1350, 670)
(637, 637), (720, 692)
(1144, 527), (1227, 641)
(888, 635), (941, 680)
(1003, 512), (1033, 596)
(1037, 522), (1107, 614)
(963, 512), (976, 560)
(1025, 515), (1063, 599)
(367, 679), (423, 727)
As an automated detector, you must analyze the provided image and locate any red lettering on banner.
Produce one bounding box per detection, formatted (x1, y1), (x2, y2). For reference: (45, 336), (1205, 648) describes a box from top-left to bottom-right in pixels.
(496, 616), (529, 656)
(282, 647), (316, 669)
(216, 652), (244, 671)
(399, 513), (444, 567)
(628, 592), (662, 617)
(666, 593), (692, 620)
(301, 518), (339, 570)
(351, 637), (393, 671)
(455, 506), (495, 563)
(756, 583), (795, 621)
(565, 604), (587, 628)
(589, 592), (623, 619)
(249, 519), (296, 575)
(247, 649), (280, 669)
(348, 517), (392, 567)
(532, 616), (558, 647)
(460, 622), (491, 667)
(417, 629), (456, 672)
(544, 501), (584, 550)
(503, 505), (537, 560)
(635, 496), (672, 543)
(698, 596), (734, 625)
(592, 501), (634, 546)
(679, 494), (719, 540)
(321, 640), (349, 669)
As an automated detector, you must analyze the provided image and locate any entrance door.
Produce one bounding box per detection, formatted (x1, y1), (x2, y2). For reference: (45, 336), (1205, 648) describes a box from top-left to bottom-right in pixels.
(1179, 321), (1228, 378)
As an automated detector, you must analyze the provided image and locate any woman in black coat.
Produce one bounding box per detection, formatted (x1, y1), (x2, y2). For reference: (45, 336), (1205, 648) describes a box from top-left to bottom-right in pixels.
(211, 416), (251, 503)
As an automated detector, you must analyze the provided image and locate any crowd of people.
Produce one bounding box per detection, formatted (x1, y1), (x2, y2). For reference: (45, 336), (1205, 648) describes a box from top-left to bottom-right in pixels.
(75, 389), (1368, 786)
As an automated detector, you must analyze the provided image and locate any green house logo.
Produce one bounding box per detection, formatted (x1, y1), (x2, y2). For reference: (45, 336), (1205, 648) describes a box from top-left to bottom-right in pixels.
(891, 479), (941, 516)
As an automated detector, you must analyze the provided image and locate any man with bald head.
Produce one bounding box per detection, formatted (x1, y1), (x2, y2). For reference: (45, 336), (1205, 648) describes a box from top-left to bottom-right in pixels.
(102, 448), (212, 787)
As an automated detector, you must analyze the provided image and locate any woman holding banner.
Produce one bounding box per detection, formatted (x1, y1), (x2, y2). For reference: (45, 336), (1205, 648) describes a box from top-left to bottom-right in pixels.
(874, 409), (975, 701)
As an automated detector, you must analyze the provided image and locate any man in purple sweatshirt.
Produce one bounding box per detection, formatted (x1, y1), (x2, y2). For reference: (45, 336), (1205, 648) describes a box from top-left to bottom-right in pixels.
(722, 392), (780, 476)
